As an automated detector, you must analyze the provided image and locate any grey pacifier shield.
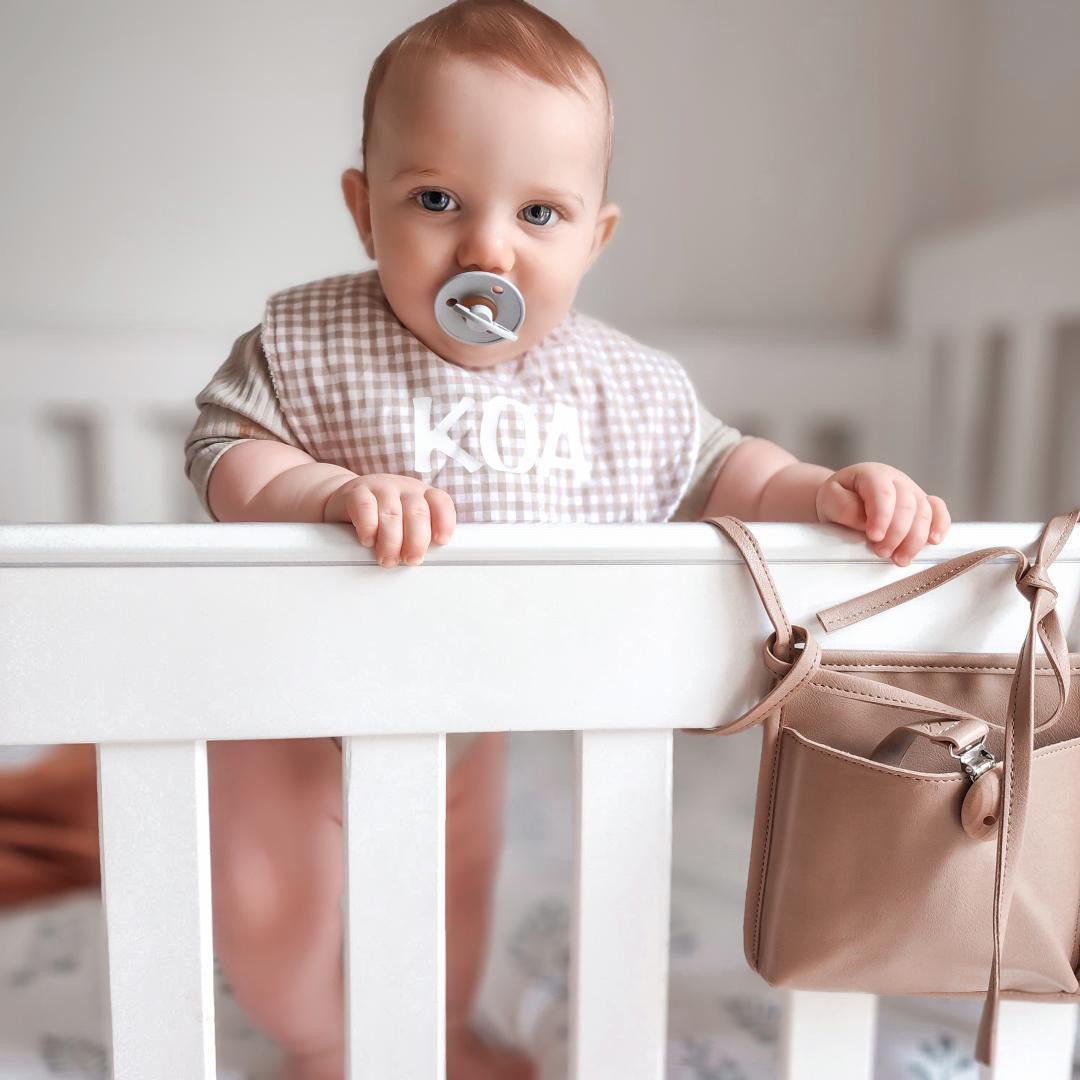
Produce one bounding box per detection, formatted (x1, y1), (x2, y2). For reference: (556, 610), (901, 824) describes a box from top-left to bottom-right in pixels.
(434, 271), (526, 345)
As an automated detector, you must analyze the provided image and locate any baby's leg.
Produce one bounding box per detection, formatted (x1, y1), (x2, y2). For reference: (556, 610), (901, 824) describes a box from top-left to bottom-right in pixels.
(207, 737), (347, 1080)
(446, 733), (534, 1080)
(208, 733), (533, 1080)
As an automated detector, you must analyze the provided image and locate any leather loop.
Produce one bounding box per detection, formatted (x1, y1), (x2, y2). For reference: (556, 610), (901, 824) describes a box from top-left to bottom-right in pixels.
(684, 624), (822, 737)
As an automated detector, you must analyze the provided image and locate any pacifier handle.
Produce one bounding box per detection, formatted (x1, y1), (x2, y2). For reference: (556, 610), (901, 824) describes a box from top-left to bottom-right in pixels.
(448, 297), (519, 341)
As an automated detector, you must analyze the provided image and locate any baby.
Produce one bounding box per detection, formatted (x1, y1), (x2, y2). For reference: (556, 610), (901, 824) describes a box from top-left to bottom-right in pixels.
(184, 2), (952, 1078)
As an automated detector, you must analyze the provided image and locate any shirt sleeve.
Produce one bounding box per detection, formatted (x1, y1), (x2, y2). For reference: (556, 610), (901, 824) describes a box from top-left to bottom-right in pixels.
(667, 398), (745, 522)
(183, 326), (303, 521)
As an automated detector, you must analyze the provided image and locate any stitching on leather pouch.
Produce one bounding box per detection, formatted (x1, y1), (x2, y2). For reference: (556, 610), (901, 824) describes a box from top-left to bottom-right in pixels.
(1032, 740), (1080, 760)
(807, 679), (959, 712)
(1072, 890), (1080, 974)
(784, 729), (961, 782)
(752, 707), (786, 967)
(823, 661), (1080, 674)
(996, 659), (1023, 971)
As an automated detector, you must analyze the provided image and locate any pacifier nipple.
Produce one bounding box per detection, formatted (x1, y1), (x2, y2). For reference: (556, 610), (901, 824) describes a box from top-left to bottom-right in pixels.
(462, 294), (497, 321)
(434, 271), (526, 345)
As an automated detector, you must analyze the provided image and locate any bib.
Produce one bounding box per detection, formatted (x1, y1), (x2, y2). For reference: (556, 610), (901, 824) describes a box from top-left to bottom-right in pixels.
(261, 270), (698, 523)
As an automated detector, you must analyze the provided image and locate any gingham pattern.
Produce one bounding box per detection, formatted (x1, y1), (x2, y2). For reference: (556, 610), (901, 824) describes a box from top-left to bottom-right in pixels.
(260, 271), (699, 524)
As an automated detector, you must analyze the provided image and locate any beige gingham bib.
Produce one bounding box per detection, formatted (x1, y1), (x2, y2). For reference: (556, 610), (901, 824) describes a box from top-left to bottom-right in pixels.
(261, 270), (699, 523)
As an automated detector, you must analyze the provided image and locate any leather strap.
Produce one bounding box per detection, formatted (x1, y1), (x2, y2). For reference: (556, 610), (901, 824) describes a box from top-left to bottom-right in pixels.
(817, 544), (1028, 633)
(977, 509), (1077, 1063)
(702, 516), (795, 660)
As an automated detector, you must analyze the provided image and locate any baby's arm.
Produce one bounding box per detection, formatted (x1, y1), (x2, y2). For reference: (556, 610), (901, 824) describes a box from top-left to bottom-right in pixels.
(702, 436), (951, 566)
(700, 437), (827, 522)
(208, 440), (456, 567)
(207, 439), (357, 523)
(188, 327), (454, 567)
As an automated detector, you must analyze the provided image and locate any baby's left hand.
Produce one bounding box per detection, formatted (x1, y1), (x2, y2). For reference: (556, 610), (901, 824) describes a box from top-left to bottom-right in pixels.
(815, 462), (951, 566)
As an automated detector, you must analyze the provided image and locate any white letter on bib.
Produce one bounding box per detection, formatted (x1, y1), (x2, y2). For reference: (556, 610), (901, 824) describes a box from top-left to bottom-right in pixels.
(413, 396), (481, 473)
(537, 402), (590, 482)
(479, 396), (540, 473)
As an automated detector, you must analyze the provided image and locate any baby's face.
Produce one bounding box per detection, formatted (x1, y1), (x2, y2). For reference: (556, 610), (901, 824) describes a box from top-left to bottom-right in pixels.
(343, 56), (619, 370)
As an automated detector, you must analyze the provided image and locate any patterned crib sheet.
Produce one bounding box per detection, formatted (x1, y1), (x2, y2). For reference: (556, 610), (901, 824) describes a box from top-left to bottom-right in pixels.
(1, 736), (1073, 1079)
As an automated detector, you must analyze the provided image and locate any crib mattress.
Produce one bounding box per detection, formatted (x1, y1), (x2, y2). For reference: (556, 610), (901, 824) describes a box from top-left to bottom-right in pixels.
(1, 734), (1070, 1079)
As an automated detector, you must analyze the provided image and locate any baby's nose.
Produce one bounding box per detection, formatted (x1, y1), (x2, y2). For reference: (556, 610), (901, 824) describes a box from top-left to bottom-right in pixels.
(456, 225), (514, 276)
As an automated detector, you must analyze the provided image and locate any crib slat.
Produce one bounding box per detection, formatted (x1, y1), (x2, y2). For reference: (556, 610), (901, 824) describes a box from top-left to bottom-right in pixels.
(779, 990), (876, 1079)
(343, 734), (446, 1080)
(570, 729), (673, 1080)
(997, 322), (1056, 521)
(940, 334), (984, 521)
(97, 410), (159, 524)
(97, 741), (216, 1080)
(0, 410), (53, 522)
(987, 1000), (1078, 1079)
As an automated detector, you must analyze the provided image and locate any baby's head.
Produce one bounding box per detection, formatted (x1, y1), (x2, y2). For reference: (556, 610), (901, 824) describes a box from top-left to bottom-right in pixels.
(342, 0), (620, 371)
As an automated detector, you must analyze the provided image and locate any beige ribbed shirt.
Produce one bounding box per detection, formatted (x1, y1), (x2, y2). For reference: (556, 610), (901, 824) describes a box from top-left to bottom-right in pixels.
(184, 326), (744, 524)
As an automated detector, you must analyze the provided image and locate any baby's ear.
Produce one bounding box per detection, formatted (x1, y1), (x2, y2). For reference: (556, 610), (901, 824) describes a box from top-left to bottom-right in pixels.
(341, 169), (376, 260)
(586, 202), (621, 271)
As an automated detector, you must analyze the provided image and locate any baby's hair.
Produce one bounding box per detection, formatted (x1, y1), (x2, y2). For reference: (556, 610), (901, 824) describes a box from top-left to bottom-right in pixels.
(362, 0), (614, 202)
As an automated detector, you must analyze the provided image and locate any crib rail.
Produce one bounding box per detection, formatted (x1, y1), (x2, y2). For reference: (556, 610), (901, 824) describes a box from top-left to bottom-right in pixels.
(2, 520), (1079, 1079)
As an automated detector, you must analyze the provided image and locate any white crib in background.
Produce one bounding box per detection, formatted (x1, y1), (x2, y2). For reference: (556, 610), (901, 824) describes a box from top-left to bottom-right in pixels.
(901, 198), (1080, 524)
(2, 196), (1080, 1078)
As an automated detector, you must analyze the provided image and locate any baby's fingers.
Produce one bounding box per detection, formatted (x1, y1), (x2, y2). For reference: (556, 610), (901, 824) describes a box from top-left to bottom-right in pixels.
(426, 487), (456, 546)
(890, 497), (934, 565)
(400, 491), (432, 566)
(872, 485), (918, 560)
(858, 475), (897, 543)
(343, 483), (379, 548)
(373, 491), (404, 567)
(928, 496), (951, 543)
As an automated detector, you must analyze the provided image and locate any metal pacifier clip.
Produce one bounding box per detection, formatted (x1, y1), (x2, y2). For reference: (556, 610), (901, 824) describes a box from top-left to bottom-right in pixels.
(434, 271), (526, 345)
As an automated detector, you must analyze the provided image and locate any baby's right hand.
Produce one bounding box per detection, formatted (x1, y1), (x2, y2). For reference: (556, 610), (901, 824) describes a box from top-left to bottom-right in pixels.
(323, 473), (456, 567)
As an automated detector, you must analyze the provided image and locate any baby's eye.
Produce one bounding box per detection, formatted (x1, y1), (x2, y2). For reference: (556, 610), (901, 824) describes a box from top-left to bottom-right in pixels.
(520, 203), (559, 227)
(415, 190), (458, 213)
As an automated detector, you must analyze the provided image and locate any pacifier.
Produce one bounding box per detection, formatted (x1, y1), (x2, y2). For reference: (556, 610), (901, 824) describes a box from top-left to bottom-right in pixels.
(434, 271), (526, 345)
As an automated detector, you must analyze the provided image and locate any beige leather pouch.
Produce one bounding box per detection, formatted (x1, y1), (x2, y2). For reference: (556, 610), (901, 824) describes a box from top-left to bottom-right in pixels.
(694, 511), (1080, 1067)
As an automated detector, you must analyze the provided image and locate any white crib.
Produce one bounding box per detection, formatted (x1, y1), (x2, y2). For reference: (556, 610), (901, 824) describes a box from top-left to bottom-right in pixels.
(2, 197), (1080, 1079)
(1, 519), (1078, 1079)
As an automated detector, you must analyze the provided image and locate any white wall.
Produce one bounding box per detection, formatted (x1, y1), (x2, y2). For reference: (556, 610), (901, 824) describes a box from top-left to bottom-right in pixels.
(967, 0), (1080, 222)
(0, 0), (1078, 341)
